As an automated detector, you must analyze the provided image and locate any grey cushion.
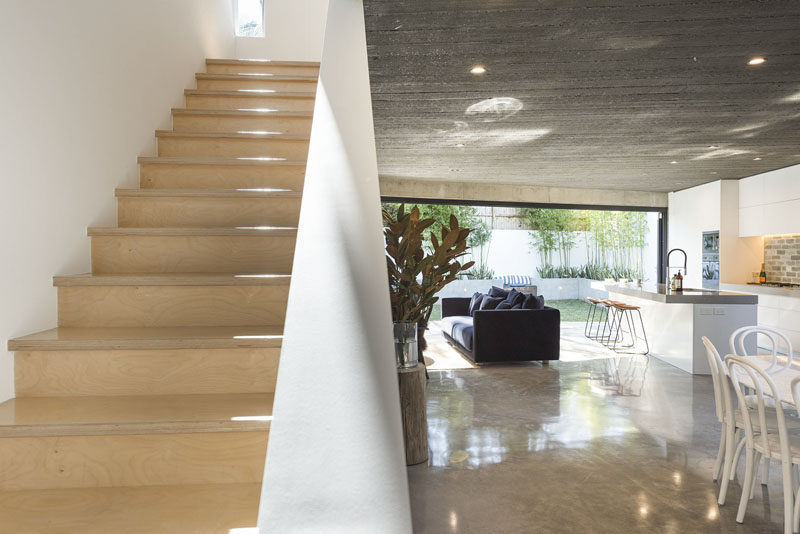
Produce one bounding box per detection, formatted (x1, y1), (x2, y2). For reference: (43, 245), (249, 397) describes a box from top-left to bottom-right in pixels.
(452, 321), (474, 351)
(439, 315), (474, 352)
(503, 289), (525, 308)
(480, 296), (504, 310)
(496, 301), (513, 310)
(488, 286), (510, 299)
(468, 292), (484, 316)
(522, 294), (545, 310)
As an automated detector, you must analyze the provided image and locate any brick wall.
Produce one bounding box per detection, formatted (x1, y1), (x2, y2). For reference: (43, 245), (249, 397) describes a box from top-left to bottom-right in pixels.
(764, 235), (800, 283)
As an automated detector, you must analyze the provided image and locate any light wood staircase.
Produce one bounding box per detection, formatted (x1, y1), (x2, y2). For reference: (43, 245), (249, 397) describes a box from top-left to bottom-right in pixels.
(0, 58), (318, 533)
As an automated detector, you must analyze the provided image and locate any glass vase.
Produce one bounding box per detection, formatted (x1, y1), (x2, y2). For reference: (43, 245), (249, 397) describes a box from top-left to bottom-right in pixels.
(393, 322), (418, 369)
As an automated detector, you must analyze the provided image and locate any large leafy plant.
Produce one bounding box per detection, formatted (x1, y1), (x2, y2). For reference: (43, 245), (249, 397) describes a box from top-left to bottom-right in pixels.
(383, 204), (474, 324)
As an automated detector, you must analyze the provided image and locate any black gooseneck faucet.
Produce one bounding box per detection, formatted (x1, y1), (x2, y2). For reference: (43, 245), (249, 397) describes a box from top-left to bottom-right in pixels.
(666, 248), (687, 282)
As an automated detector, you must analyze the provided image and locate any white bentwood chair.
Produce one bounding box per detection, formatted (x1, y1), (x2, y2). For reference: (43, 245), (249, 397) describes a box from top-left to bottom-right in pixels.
(727, 355), (799, 534)
(703, 337), (738, 503)
(728, 326), (797, 486)
(704, 336), (800, 508)
(730, 325), (794, 374)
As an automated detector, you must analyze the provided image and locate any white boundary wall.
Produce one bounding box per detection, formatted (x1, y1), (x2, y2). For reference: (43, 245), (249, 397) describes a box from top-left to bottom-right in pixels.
(437, 278), (610, 302)
(479, 214), (660, 285)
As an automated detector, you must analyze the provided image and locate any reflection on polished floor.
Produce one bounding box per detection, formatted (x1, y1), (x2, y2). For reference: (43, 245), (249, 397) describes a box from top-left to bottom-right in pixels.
(410, 357), (785, 533)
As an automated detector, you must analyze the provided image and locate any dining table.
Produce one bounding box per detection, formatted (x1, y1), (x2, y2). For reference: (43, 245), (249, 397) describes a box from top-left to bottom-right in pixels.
(733, 353), (800, 406)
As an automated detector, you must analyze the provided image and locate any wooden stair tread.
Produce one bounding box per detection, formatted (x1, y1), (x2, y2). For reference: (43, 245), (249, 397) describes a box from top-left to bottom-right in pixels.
(87, 226), (297, 237)
(172, 107), (313, 117)
(207, 58), (319, 67)
(8, 326), (283, 351)
(155, 130), (309, 140)
(137, 156), (305, 166)
(0, 483), (260, 533)
(185, 89), (315, 98)
(53, 273), (291, 287)
(0, 393), (273, 437)
(196, 72), (317, 81)
(115, 187), (300, 198)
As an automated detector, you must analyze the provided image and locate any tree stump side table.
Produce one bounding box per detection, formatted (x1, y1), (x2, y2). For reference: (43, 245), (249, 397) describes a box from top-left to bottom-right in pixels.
(397, 364), (428, 465)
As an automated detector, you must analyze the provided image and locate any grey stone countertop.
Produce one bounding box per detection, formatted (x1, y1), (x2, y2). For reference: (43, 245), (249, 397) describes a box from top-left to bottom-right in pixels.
(721, 283), (800, 298)
(605, 283), (758, 304)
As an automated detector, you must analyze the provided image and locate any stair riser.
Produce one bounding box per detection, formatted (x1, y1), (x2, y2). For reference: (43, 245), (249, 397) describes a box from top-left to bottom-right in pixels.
(118, 196), (301, 228)
(206, 64), (319, 76)
(157, 136), (309, 159)
(91, 235), (296, 274)
(15, 348), (280, 396)
(140, 163), (305, 191)
(58, 285), (289, 328)
(186, 94), (314, 112)
(197, 78), (317, 92)
(171, 114), (312, 136)
(0, 432), (266, 491)
(0, 484), (261, 533)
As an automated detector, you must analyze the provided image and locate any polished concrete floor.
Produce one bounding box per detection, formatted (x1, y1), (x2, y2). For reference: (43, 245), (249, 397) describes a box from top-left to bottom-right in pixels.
(410, 357), (787, 533)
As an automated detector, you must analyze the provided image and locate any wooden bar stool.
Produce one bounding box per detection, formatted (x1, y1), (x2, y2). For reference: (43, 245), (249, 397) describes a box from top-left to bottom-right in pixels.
(609, 302), (649, 354)
(598, 300), (624, 346)
(589, 299), (614, 342)
(584, 298), (602, 338)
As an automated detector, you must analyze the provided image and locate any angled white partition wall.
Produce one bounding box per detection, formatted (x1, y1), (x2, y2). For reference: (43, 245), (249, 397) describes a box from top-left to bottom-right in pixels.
(258, 0), (413, 531)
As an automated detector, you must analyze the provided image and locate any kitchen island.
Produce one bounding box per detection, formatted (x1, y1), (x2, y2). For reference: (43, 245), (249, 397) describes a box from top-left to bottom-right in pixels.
(605, 283), (758, 375)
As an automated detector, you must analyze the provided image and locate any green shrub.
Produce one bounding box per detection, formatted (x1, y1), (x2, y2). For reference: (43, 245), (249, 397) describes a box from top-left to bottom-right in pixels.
(536, 263), (639, 281)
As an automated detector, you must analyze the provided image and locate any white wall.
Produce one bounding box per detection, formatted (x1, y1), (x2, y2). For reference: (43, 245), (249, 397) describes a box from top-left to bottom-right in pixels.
(236, 0), (329, 61)
(668, 181), (721, 288)
(739, 163), (800, 237)
(257, 0), (411, 531)
(719, 180), (763, 284)
(0, 1), (235, 402)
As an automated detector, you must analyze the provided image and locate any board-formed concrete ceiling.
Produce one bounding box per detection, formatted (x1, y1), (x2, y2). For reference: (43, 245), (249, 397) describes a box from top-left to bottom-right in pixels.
(364, 1), (800, 194)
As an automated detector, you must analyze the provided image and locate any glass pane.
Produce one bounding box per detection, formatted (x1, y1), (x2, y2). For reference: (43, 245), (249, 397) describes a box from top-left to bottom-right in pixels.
(236, 0), (264, 37)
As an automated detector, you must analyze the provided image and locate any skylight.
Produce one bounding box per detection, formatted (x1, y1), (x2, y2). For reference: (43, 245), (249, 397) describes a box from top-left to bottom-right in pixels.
(235, 0), (265, 37)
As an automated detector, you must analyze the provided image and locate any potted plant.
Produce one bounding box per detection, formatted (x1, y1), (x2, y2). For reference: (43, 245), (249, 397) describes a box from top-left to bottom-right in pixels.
(383, 204), (474, 368)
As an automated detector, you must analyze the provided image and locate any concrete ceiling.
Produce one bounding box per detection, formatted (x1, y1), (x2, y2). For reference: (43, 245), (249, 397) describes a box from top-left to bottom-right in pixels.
(364, 1), (800, 194)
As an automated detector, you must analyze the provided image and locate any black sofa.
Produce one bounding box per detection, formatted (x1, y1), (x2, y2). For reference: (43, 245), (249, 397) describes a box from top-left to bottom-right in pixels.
(439, 297), (560, 364)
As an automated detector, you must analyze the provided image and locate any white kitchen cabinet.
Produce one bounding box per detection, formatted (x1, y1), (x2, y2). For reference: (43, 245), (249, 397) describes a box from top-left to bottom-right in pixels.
(762, 199), (800, 236)
(739, 164), (800, 237)
(762, 167), (800, 206)
(739, 175), (764, 208)
(739, 206), (763, 237)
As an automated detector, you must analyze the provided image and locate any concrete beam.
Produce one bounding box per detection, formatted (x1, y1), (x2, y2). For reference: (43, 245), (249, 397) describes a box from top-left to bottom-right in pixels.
(379, 177), (668, 208)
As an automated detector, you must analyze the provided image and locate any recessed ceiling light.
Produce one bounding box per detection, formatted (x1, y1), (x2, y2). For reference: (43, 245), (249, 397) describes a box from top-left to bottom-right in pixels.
(753, 157), (762, 160)
(455, 143), (465, 148)
(748, 57), (766, 66)
(707, 145), (719, 149)
(470, 66), (487, 74)
(711, 171), (718, 175)
(670, 161), (678, 164)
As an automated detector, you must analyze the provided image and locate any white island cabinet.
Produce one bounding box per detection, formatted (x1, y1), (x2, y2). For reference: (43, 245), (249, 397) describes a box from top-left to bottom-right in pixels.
(606, 284), (758, 375)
